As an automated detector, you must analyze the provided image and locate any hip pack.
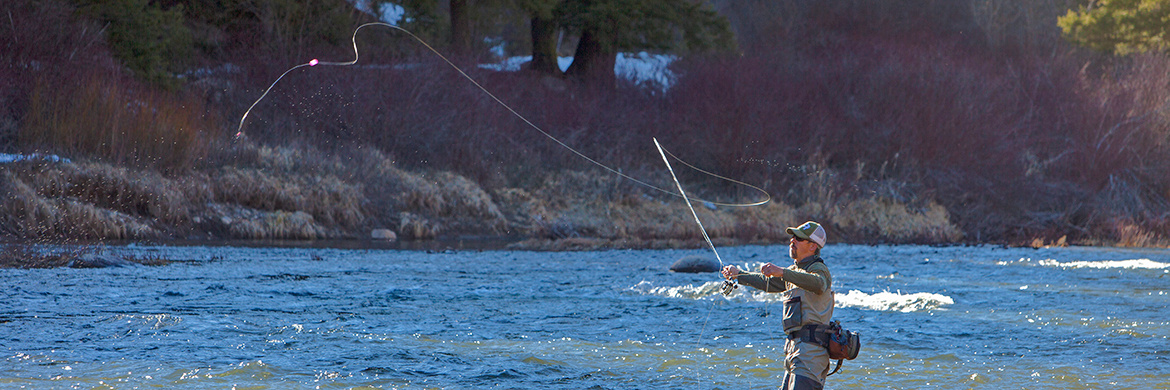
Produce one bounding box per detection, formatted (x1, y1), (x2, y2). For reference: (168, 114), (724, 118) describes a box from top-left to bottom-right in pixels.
(825, 320), (860, 376)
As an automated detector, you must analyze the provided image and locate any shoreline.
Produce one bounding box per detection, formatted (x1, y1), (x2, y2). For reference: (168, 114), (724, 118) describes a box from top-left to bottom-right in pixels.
(2, 143), (1166, 256)
(3, 232), (1165, 270)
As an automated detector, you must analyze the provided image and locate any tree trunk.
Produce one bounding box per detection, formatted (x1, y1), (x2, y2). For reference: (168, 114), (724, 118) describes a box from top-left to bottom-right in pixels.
(565, 29), (616, 88)
(450, 0), (472, 56)
(528, 15), (562, 75)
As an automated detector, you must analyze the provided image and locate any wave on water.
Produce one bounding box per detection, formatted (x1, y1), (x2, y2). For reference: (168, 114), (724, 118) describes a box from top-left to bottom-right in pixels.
(631, 280), (723, 299)
(835, 290), (954, 313)
(632, 282), (956, 313)
(1035, 258), (1170, 270)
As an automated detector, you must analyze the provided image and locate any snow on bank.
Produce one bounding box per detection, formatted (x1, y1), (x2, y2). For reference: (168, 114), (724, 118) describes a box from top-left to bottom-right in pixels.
(348, 2), (677, 92)
(351, 0), (407, 24)
(0, 153), (70, 164)
(479, 53), (678, 92)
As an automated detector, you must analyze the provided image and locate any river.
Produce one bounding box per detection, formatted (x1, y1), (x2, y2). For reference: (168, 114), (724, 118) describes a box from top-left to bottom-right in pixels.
(2, 243), (1167, 389)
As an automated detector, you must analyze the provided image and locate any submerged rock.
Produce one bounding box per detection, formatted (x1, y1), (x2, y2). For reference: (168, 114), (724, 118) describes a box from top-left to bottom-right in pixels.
(69, 254), (137, 268)
(670, 255), (720, 273)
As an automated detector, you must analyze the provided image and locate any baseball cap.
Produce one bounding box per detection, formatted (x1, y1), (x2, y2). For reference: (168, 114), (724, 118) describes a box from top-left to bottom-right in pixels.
(786, 221), (827, 247)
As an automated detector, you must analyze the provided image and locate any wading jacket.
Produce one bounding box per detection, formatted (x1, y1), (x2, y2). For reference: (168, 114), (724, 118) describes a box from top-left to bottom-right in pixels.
(735, 255), (834, 335)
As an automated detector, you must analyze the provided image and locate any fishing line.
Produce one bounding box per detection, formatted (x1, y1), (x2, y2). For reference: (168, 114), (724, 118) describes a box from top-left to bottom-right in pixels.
(235, 22), (770, 208)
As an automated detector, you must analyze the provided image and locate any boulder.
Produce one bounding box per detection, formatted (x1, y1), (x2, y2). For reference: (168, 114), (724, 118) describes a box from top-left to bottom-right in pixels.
(371, 228), (397, 241)
(670, 255), (721, 273)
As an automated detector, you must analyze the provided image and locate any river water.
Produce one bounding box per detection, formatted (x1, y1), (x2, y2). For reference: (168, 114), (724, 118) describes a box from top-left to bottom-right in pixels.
(2, 243), (1167, 389)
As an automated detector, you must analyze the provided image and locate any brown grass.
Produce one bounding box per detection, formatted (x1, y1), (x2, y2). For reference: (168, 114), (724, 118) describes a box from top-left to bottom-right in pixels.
(0, 169), (160, 239)
(228, 210), (328, 240)
(29, 162), (193, 224)
(501, 166), (962, 248)
(815, 198), (962, 244)
(212, 167), (364, 229)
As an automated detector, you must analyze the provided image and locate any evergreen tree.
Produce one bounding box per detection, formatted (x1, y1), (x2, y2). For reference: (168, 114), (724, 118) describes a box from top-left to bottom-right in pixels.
(518, 0), (562, 75)
(1059, 0), (1170, 54)
(522, 0), (733, 86)
(75, 0), (193, 88)
(451, 0), (473, 55)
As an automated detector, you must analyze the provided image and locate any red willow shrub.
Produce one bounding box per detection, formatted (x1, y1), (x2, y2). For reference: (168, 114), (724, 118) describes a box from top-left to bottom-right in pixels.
(234, 49), (672, 187)
(1, 0), (111, 151)
(223, 0), (1168, 244)
(20, 74), (213, 171)
(4, 0), (214, 171)
(665, 18), (1170, 243)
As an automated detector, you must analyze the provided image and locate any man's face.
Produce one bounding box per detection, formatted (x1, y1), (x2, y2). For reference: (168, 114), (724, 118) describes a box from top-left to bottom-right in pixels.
(788, 236), (817, 260)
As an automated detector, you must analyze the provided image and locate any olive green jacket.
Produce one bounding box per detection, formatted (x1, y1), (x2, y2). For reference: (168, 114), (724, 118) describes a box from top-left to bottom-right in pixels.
(734, 255), (834, 332)
(734, 255), (832, 294)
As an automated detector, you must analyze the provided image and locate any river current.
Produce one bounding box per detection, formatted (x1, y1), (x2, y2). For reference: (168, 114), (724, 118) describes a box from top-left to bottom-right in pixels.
(2, 243), (1167, 389)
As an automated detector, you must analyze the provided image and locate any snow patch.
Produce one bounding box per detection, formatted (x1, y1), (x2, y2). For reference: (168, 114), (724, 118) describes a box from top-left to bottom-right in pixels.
(351, 0), (407, 24)
(480, 52), (677, 92)
(0, 153), (71, 164)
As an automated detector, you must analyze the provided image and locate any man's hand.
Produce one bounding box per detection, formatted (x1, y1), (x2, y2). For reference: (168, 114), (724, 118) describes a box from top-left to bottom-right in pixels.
(761, 262), (785, 278)
(721, 265), (741, 280)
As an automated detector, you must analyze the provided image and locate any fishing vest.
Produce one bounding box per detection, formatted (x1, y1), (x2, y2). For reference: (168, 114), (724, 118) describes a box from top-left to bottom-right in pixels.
(781, 257), (834, 335)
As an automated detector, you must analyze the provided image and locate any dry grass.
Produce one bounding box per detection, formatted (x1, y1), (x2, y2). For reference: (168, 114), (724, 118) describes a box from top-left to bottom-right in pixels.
(0, 169), (160, 239)
(492, 170), (783, 247)
(503, 166), (963, 248)
(211, 167), (364, 229)
(813, 198), (962, 244)
(1110, 220), (1166, 248)
(350, 147), (511, 238)
(228, 210), (327, 240)
(26, 162), (194, 224)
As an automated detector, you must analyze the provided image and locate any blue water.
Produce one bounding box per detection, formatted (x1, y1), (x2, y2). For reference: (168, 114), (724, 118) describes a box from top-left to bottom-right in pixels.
(2, 244), (1168, 389)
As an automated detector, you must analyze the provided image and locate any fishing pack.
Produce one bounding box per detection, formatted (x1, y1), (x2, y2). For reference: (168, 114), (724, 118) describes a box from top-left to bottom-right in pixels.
(825, 320), (860, 376)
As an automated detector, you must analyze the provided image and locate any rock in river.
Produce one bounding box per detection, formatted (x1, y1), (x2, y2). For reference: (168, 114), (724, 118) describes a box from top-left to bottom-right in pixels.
(69, 254), (137, 268)
(669, 255), (720, 273)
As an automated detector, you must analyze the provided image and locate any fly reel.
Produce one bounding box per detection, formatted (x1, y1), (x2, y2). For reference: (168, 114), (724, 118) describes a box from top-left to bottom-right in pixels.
(721, 280), (738, 296)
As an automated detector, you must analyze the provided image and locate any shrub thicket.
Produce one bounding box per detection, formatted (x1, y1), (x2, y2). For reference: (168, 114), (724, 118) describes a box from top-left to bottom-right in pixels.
(2, 0), (1167, 246)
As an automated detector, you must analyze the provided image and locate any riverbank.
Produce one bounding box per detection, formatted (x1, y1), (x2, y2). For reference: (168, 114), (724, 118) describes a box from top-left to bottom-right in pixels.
(1, 140), (1164, 270)
(0, 140), (967, 251)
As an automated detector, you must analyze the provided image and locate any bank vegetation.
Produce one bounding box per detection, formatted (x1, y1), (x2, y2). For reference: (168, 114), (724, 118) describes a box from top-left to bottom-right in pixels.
(1, 0), (1167, 251)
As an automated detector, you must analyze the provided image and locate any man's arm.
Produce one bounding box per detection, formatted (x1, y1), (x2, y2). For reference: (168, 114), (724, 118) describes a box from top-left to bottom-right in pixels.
(779, 263), (831, 294)
(735, 272), (788, 293)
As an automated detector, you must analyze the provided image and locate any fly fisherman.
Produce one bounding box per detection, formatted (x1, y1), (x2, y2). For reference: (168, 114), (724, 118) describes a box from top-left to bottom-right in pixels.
(722, 221), (834, 390)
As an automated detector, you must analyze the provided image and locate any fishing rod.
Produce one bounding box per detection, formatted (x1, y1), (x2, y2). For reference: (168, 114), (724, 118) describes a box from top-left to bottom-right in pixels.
(652, 138), (738, 296)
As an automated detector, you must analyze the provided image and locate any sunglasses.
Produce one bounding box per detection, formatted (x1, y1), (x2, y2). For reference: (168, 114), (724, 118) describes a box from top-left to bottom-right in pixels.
(791, 236), (809, 242)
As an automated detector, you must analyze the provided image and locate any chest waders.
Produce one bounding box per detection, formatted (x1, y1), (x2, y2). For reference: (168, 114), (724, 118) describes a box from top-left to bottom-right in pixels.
(782, 258), (859, 377)
(779, 257), (836, 385)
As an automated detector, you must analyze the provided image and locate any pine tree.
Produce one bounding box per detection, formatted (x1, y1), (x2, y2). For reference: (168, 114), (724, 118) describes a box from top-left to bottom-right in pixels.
(519, 0), (562, 74)
(1059, 0), (1170, 55)
(521, 0), (734, 87)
